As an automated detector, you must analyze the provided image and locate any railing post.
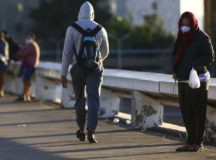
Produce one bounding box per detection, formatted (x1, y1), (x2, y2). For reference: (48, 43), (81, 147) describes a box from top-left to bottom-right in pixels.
(35, 72), (59, 101)
(131, 90), (163, 129)
(206, 105), (216, 143)
(4, 73), (16, 94)
(99, 88), (121, 118)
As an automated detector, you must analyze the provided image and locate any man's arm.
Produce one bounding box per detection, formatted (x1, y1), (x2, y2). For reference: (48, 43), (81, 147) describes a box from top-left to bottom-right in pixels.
(61, 27), (74, 88)
(100, 28), (109, 61)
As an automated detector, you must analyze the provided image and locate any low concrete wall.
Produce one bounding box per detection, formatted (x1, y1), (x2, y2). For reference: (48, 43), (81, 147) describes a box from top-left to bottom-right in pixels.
(4, 61), (216, 142)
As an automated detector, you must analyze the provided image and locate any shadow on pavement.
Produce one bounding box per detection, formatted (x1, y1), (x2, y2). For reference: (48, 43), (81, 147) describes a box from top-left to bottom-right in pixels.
(51, 143), (181, 154)
(0, 119), (75, 127)
(0, 137), (78, 160)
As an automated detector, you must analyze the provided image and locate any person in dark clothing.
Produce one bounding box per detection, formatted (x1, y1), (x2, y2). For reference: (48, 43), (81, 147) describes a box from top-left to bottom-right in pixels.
(173, 12), (215, 152)
(2, 31), (20, 61)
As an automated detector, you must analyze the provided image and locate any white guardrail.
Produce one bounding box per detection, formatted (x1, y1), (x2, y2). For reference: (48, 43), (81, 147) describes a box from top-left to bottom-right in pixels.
(4, 61), (216, 142)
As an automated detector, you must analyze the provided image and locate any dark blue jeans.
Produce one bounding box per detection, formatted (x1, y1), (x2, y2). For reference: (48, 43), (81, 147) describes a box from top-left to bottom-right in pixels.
(70, 64), (103, 132)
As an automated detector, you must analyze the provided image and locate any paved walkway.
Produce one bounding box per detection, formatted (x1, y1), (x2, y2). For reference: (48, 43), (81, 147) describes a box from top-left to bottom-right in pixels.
(0, 95), (215, 160)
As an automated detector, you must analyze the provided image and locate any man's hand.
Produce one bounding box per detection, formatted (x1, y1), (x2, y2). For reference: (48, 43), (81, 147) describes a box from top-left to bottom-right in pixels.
(61, 75), (68, 88)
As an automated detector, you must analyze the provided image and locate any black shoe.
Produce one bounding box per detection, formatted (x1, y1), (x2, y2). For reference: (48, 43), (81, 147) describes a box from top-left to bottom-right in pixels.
(188, 145), (204, 152)
(76, 130), (86, 141)
(176, 145), (193, 152)
(15, 96), (25, 102)
(87, 130), (98, 143)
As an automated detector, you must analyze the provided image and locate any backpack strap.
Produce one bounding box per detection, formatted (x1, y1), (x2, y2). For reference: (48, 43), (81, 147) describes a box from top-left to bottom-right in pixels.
(71, 23), (85, 61)
(72, 23), (102, 36)
(89, 25), (102, 36)
(72, 23), (86, 35)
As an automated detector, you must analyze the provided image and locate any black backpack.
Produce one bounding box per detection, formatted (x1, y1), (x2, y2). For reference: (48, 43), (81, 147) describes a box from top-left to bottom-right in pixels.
(72, 23), (102, 72)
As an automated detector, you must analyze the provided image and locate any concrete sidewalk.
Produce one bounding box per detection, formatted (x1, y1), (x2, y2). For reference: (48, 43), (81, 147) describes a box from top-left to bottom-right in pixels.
(0, 95), (215, 160)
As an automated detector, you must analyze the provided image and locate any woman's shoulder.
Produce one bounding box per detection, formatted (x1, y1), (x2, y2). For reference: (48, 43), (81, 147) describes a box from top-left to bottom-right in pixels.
(196, 29), (210, 40)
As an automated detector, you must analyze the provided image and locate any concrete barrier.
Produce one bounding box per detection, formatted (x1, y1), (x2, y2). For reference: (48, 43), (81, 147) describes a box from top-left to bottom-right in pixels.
(4, 61), (216, 142)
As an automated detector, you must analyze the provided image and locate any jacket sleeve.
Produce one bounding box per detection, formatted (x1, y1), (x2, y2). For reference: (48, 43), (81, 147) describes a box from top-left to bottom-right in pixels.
(61, 27), (75, 77)
(193, 35), (215, 70)
(100, 27), (109, 61)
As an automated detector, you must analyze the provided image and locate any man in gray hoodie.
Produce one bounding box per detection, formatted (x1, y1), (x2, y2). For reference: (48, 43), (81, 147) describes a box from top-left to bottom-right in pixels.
(61, 1), (109, 143)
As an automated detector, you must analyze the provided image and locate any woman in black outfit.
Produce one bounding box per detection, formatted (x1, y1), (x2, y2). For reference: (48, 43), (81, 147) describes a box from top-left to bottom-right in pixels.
(173, 12), (215, 152)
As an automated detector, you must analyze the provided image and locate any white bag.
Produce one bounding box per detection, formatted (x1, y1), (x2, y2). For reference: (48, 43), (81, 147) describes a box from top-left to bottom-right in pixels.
(189, 68), (200, 89)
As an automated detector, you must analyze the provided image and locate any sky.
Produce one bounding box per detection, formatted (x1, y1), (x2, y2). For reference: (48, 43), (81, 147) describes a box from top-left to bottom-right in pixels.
(180, 0), (204, 29)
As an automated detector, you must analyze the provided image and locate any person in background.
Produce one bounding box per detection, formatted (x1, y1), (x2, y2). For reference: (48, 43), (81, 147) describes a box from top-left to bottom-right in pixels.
(0, 32), (9, 97)
(173, 12), (215, 152)
(2, 31), (20, 62)
(16, 33), (40, 102)
(61, 1), (109, 143)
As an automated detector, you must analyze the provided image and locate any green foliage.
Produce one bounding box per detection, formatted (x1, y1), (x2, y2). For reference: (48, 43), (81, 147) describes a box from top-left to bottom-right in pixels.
(106, 16), (132, 37)
(105, 17), (132, 48)
(108, 15), (175, 49)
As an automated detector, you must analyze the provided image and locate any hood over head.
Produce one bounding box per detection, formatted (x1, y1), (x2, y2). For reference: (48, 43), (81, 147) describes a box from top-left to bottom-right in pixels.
(178, 11), (199, 33)
(78, 1), (95, 21)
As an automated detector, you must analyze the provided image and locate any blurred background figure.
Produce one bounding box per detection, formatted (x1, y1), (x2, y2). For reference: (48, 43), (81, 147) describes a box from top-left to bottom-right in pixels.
(0, 31), (9, 97)
(16, 33), (40, 102)
(2, 31), (20, 62)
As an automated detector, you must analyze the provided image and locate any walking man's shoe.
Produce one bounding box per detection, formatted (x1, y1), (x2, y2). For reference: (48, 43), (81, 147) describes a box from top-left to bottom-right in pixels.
(87, 130), (98, 143)
(76, 130), (86, 141)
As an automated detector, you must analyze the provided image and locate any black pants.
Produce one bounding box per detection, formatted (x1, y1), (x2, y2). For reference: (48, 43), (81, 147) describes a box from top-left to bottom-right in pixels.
(178, 81), (209, 145)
